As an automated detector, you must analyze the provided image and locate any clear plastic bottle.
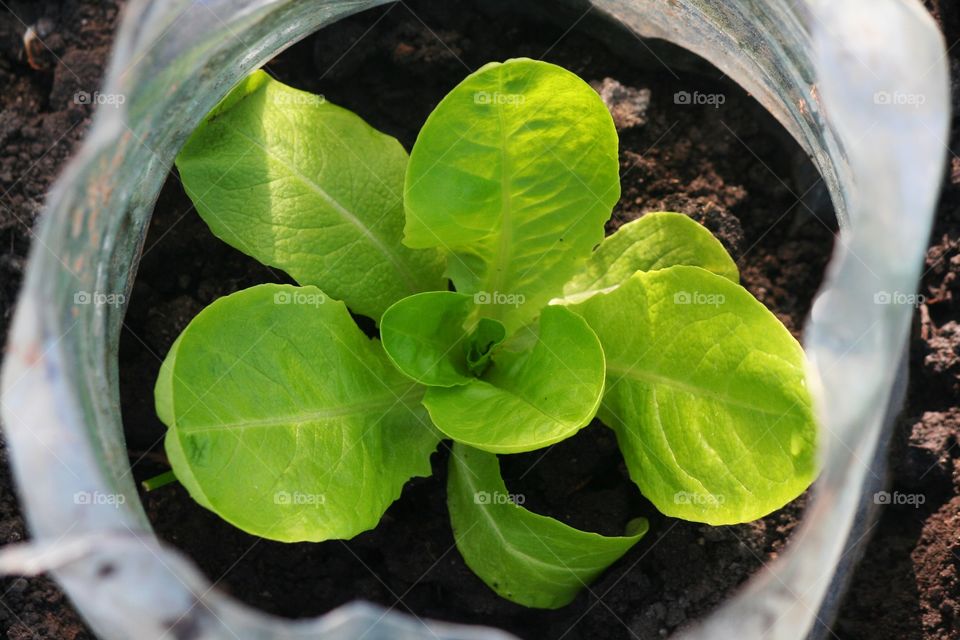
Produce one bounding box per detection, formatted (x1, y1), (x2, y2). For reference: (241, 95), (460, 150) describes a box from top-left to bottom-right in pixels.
(0, 1), (947, 638)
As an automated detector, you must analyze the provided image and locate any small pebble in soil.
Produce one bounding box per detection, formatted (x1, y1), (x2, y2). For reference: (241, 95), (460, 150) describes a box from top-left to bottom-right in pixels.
(22, 18), (58, 71)
(590, 77), (650, 130)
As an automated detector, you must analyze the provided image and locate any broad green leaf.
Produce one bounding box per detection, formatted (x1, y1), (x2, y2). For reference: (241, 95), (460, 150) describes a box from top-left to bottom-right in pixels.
(380, 291), (478, 387)
(156, 284), (440, 542)
(556, 211), (739, 304)
(447, 443), (646, 609)
(176, 71), (445, 320)
(155, 334), (182, 429)
(155, 333), (213, 511)
(423, 306), (605, 453)
(404, 58), (620, 330)
(571, 266), (817, 524)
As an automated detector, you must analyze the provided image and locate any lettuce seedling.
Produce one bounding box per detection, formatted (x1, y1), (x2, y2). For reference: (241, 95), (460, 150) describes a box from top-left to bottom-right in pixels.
(158, 59), (817, 609)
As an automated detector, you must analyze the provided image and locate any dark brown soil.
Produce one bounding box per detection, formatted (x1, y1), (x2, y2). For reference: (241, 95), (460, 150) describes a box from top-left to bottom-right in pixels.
(0, 1), (953, 640)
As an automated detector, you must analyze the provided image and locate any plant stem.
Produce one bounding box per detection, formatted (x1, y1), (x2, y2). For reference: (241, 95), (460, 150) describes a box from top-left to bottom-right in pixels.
(142, 470), (178, 491)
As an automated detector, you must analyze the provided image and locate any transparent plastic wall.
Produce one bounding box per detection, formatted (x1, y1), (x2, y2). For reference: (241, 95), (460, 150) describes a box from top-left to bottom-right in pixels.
(0, 1), (947, 639)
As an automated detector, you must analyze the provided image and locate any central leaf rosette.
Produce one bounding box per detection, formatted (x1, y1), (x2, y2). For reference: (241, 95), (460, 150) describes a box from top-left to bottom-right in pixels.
(380, 292), (606, 453)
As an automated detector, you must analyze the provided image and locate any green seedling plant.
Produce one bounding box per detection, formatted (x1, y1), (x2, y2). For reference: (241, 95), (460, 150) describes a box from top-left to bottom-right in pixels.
(156, 59), (817, 609)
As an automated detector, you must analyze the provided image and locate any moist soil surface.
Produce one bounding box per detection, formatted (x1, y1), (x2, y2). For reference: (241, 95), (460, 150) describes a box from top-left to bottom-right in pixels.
(0, 1), (956, 639)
